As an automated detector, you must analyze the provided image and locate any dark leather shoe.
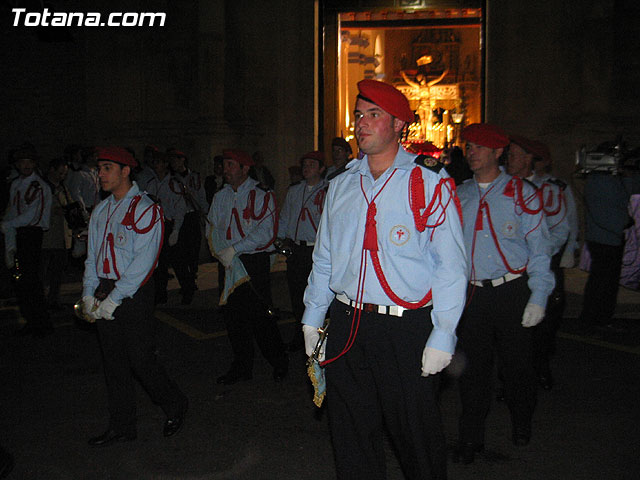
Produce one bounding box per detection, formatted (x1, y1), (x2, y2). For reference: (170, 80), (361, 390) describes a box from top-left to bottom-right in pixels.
(216, 370), (252, 385)
(163, 402), (188, 437)
(88, 429), (136, 447)
(452, 442), (484, 464)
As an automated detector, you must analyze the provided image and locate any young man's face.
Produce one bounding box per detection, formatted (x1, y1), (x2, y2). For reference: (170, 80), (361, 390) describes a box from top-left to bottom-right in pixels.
(223, 159), (248, 189)
(465, 142), (502, 177)
(15, 158), (35, 177)
(98, 161), (129, 194)
(354, 97), (404, 156)
(52, 164), (69, 183)
(169, 155), (186, 172)
(506, 143), (532, 177)
(331, 146), (349, 167)
(301, 158), (325, 184)
(151, 155), (168, 176)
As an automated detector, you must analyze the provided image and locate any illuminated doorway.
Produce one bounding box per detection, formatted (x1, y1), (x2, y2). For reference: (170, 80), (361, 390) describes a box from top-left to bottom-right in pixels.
(321, 2), (484, 156)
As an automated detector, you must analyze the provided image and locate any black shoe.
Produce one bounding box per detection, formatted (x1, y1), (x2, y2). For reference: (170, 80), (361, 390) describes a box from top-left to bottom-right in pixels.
(273, 364), (289, 382)
(0, 446), (14, 479)
(163, 401), (188, 437)
(452, 442), (484, 464)
(216, 369), (252, 385)
(88, 429), (136, 447)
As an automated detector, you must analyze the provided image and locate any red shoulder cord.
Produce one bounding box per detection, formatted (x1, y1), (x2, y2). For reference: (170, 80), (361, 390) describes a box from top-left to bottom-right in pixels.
(103, 196), (162, 282)
(539, 182), (567, 231)
(294, 187), (326, 239)
(23, 181), (45, 225)
(226, 189), (277, 250)
(322, 168), (457, 366)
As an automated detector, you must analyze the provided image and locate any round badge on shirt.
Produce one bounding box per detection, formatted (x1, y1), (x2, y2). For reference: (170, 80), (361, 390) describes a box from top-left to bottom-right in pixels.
(501, 222), (517, 238)
(390, 225), (410, 246)
(116, 229), (128, 247)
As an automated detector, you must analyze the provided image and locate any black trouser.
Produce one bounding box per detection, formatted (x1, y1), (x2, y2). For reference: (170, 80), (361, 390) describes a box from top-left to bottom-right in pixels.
(285, 244), (314, 340)
(173, 212), (201, 292)
(326, 300), (446, 480)
(95, 278), (187, 435)
(223, 253), (287, 373)
(581, 241), (625, 326)
(15, 227), (50, 329)
(457, 276), (536, 445)
(41, 248), (67, 305)
(533, 252), (565, 376)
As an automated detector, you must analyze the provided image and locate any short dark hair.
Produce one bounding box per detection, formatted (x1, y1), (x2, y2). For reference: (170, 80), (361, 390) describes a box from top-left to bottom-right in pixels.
(48, 157), (68, 170)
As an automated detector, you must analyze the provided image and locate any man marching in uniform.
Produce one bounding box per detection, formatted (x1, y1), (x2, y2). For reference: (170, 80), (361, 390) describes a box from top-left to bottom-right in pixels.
(167, 148), (208, 304)
(82, 147), (188, 447)
(302, 80), (468, 479)
(278, 150), (327, 351)
(507, 136), (576, 390)
(1, 145), (53, 337)
(207, 149), (288, 385)
(455, 124), (554, 463)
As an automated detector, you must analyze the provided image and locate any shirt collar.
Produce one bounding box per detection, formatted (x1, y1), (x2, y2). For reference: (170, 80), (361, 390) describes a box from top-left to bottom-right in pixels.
(347, 146), (416, 178)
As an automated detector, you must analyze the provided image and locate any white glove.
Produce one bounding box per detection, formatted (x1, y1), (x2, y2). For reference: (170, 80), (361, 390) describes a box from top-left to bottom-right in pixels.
(521, 302), (545, 327)
(218, 245), (236, 268)
(421, 346), (452, 376)
(94, 295), (120, 321)
(303, 324), (326, 361)
(168, 229), (179, 247)
(82, 295), (100, 320)
(559, 248), (576, 269)
(5, 248), (15, 269)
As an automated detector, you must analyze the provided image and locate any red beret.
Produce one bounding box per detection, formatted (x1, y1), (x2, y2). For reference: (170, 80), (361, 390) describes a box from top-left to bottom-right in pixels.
(357, 79), (414, 124)
(223, 149), (254, 167)
(300, 151), (325, 165)
(509, 135), (538, 155)
(529, 140), (551, 162)
(462, 123), (509, 149)
(96, 147), (138, 168)
(167, 148), (187, 159)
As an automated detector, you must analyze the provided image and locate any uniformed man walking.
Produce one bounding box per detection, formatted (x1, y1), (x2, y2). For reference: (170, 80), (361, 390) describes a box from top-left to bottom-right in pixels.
(302, 80), (468, 479)
(82, 147), (188, 447)
(455, 124), (554, 463)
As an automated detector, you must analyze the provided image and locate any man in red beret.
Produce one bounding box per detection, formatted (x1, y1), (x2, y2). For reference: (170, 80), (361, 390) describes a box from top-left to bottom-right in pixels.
(302, 80), (467, 478)
(278, 150), (327, 351)
(82, 147), (188, 446)
(454, 125), (554, 462)
(206, 148), (288, 384)
(1, 145), (53, 337)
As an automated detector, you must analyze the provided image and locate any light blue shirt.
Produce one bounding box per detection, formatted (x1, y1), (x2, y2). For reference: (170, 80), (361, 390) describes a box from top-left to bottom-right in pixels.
(82, 182), (163, 305)
(302, 147), (468, 354)
(279, 179), (327, 242)
(457, 172), (555, 308)
(4, 172), (51, 230)
(531, 174), (577, 256)
(145, 172), (180, 229)
(207, 177), (276, 255)
(169, 169), (208, 232)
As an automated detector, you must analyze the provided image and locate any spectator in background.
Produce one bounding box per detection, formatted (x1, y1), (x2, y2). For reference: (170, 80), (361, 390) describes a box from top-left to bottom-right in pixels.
(250, 151), (275, 191)
(204, 155), (225, 206)
(325, 137), (352, 181)
(42, 157), (73, 311)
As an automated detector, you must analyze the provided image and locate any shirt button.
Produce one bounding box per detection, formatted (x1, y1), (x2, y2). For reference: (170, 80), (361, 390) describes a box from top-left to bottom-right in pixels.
(484, 234), (489, 238)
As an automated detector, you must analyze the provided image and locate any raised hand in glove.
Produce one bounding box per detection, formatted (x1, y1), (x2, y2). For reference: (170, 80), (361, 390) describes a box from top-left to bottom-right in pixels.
(421, 346), (452, 376)
(168, 229), (179, 247)
(94, 295), (120, 320)
(303, 324), (325, 362)
(218, 245), (236, 268)
(82, 295), (100, 321)
(521, 302), (545, 327)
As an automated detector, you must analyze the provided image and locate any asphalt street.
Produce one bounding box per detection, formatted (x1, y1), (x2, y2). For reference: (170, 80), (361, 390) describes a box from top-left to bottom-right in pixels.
(0, 259), (639, 479)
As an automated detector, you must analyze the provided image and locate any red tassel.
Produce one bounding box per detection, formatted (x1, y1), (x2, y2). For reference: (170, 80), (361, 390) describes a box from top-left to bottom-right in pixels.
(475, 204), (484, 231)
(503, 180), (515, 197)
(363, 202), (379, 251)
(103, 258), (110, 274)
(410, 167), (426, 211)
(301, 209), (307, 221)
(226, 226), (231, 240)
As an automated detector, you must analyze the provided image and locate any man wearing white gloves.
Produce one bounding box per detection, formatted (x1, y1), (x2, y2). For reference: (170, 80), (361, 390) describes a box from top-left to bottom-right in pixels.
(455, 124), (554, 462)
(302, 80), (468, 479)
(82, 147), (187, 447)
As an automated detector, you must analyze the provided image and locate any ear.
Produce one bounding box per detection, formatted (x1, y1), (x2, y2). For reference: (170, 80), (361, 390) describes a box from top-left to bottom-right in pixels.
(393, 117), (406, 133)
(122, 165), (131, 177)
(493, 147), (504, 159)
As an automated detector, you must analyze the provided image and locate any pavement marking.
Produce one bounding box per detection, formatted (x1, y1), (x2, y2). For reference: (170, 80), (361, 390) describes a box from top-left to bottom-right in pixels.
(557, 331), (640, 356)
(155, 310), (297, 340)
